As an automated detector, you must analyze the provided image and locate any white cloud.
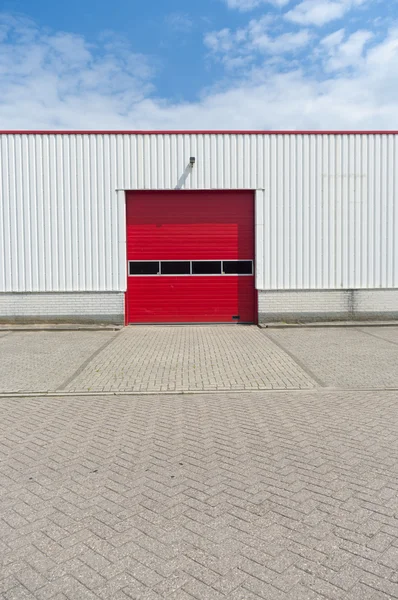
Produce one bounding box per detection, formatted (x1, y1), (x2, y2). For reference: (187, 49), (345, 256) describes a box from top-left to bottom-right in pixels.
(286, 0), (366, 26)
(321, 28), (345, 48)
(0, 13), (153, 128)
(324, 30), (373, 70)
(367, 29), (398, 70)
(204, 16), (311, 68)
(224, 0), (290, 11)
(1, 14), (398, 130)
(205, 28), (236, 53)
(165, 12), (193, 32)
(251, 29), (312, 52)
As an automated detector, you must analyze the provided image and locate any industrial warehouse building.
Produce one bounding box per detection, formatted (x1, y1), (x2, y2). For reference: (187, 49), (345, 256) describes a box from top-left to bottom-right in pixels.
(1, 130), (398, 325)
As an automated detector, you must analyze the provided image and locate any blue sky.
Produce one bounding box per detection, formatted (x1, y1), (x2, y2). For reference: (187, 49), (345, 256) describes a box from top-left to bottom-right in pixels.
(0, 0), (397, 129)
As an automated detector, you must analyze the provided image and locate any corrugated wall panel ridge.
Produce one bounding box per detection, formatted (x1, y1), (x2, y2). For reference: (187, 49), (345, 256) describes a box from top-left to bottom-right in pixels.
(0, 133), (397, 292)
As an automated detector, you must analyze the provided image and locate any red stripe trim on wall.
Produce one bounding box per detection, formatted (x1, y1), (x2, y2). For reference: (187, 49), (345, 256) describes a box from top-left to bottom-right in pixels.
(1, 130), (398, 136)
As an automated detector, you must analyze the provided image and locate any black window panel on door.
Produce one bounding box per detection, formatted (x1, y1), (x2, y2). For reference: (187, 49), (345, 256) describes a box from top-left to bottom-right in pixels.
(223, 261), (253, 275)
(161, 261), (191, 275)
(129, 261), (160, 275)
(192, 261), (222, 275)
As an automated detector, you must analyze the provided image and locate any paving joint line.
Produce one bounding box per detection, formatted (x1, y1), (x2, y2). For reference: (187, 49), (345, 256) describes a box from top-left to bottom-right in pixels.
(1, 386), (398, 398)
(356, 326), (398, 347)
(259, 328), (326, 387)
(56, 329), (123, 391)
(259, 321), (398, 328)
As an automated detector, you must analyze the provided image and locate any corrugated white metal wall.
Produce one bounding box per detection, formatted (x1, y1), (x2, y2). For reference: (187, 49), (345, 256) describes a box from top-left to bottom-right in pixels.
(256, 135), (398, 290)
(1, 133), (397, 292)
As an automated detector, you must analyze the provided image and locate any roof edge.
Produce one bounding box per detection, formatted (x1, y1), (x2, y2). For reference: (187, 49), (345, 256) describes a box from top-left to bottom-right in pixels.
(0, 130), (398, 135)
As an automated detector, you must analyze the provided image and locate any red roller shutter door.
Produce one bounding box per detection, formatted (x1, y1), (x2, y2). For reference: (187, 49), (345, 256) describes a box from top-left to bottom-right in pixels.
(125, 190), (255, 324)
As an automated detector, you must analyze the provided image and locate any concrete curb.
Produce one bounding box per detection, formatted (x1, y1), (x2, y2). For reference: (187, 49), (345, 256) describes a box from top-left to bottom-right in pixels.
(0, 386), (316, 397)
(2, 322), (397, 331)
(0, 324), (123, 332)
(0, 386), (398, 399)
(259, 321), (398, 329)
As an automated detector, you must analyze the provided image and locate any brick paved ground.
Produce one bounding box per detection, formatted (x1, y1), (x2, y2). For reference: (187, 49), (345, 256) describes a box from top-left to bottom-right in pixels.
(265, 327), (398, 389)
(64, 327), (315, 393)
(0, 331), (118, 394)
(1, 391), (398, 600)
(2, 326), (398, 395)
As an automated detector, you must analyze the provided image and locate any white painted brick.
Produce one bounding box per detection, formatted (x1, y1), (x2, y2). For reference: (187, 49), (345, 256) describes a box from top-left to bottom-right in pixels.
(258, 289), (398, 322)
(2, 290), (398, 325)
(0, 293), (124, 324)
(356, 290), (398, 313)
(259, 291), (349, 315)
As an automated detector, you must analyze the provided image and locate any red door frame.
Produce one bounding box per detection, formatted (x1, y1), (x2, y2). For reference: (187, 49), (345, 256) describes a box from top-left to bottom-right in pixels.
(124, 190), (258, 325)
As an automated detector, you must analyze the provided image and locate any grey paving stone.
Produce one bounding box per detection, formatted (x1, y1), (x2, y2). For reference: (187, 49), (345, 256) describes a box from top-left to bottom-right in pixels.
(265, 327), (398, 388)
(379, 545), (398, 569)
(0, 390), (398, 599)
(4, 585), (38, 600)
(0, 331), (117, 393)
(64, 326), (316, 392)
(4, 326), (398, 395)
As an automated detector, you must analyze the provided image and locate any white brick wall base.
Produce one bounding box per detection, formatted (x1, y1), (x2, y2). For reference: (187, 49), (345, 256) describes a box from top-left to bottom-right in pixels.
(0, 293), (125, 324)
(258, 290), (398, 323)
(2, 290), (397, 325)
